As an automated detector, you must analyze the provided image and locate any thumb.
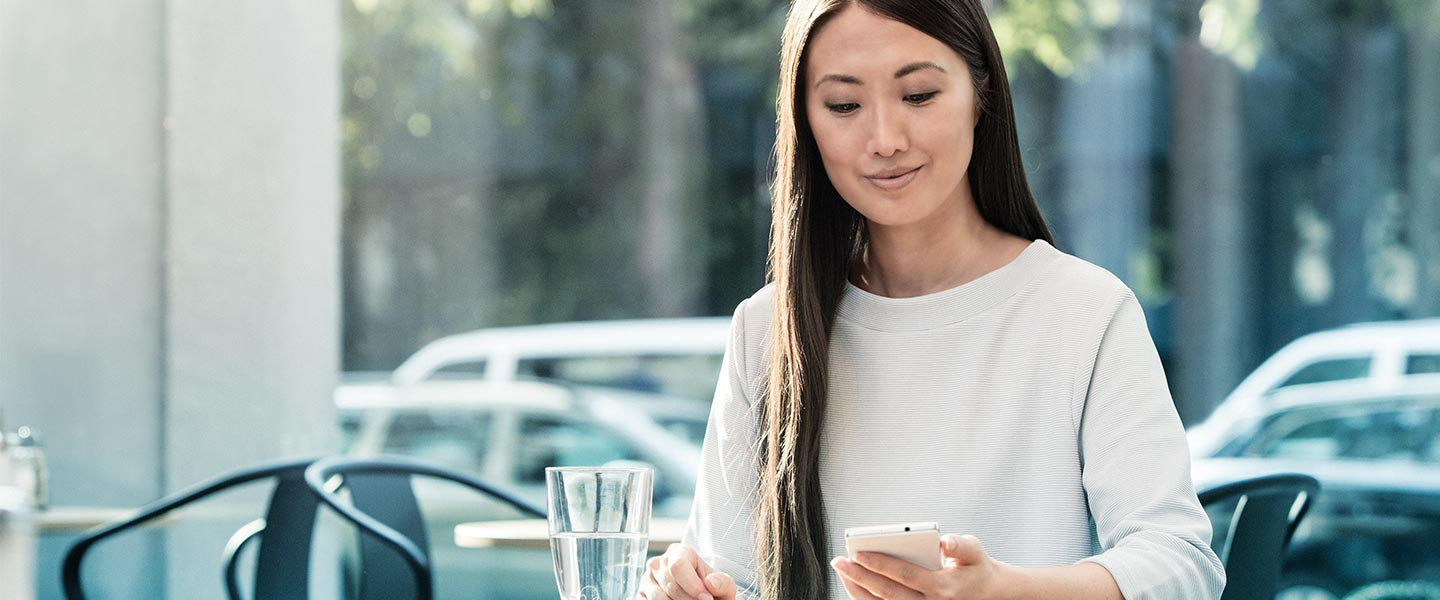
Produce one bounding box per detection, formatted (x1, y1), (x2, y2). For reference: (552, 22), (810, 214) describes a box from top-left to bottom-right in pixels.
(704, 571), (738, 598)
(941, 534), (987, 565)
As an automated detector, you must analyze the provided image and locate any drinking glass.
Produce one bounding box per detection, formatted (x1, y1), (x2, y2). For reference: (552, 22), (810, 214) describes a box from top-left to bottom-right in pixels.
(546, 466), (653, 600)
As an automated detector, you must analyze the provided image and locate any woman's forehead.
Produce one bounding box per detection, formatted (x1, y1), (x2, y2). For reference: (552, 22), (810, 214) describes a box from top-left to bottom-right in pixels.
(805, 6), (961, 82)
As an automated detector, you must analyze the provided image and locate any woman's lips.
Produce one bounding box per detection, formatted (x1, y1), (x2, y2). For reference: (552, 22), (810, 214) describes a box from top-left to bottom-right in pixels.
(865, 166), (920, 190)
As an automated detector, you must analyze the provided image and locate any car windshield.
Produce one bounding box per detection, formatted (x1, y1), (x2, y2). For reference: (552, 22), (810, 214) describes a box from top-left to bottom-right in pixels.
(516, 353), (723, 401)
(1275, 357), (1373, 390)
(1240, 401), (1440, 463)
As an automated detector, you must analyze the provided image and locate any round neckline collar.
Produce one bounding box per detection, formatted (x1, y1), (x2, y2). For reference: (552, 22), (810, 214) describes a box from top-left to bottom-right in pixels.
(836, 239), (1060, 332)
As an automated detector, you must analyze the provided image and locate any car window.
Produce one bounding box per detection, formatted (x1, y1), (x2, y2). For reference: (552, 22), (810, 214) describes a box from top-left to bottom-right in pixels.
(381, 409), (494, 472)
(1245, 404), (1440, 463)
(338, 410), (364, 452)
(652, 415), (708, 447)
(1276, 357), (1372, 389)
(429, 360), (488, 380)
(517, 354), (723, 400)
(511, 415), (639, 485)
(1406, 354), (1440, 375)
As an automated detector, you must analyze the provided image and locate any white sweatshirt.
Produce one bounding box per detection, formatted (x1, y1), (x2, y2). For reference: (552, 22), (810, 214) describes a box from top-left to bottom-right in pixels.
(683, 240), (1225, 600)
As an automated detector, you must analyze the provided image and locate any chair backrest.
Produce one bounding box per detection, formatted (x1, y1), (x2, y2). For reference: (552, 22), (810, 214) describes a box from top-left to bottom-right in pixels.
(1198, 472), (1321, 600)
(62, 457), (321, 600)
(303, 455), (545, 600)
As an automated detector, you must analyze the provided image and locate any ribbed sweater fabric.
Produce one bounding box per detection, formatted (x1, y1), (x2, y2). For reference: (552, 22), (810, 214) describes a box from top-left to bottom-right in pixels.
(683, 240), (1225, 599)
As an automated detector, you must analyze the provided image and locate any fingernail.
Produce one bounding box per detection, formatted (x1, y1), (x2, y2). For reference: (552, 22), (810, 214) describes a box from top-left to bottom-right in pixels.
(945, 536), (957, 551)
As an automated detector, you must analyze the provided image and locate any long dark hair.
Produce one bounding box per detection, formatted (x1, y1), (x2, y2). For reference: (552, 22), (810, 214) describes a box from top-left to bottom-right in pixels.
(759, 0), (1053, 597)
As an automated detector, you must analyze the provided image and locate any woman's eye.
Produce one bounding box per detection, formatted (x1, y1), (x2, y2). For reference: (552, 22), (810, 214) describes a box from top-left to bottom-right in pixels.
(904, 91), (938, 104)
(826, 102), (859, 115)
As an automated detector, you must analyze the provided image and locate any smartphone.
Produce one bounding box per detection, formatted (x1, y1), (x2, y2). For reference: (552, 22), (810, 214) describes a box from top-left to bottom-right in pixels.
(843, 522), (943, 570)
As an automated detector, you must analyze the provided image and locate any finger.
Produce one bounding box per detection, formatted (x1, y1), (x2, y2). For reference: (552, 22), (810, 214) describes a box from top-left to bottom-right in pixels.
(836, 568), (884, 600)
(703, 571), (737, 597)
(642, 567), (673, 600)
(832, 556), (923, 600)
(663, 547), (714, 600)
(853, 551), (934, 587)
(941, 534), (987, 566)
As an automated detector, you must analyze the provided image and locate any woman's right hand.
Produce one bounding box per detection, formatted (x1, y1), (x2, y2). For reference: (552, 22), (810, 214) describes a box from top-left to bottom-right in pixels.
(640, 543), (738, 600)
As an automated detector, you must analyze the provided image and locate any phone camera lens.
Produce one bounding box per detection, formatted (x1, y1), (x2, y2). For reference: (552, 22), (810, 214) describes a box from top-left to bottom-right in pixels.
(904, 527), (910, 532)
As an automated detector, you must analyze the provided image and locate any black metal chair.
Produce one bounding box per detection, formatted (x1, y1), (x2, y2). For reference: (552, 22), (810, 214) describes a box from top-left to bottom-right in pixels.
(1199, 472), (1321, 600)
(302, 454), (545, 600)
(61, 457), (322, 600)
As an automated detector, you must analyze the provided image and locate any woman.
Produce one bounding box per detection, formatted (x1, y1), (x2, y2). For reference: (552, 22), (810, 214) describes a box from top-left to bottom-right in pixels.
(641, 0), (1224, 598)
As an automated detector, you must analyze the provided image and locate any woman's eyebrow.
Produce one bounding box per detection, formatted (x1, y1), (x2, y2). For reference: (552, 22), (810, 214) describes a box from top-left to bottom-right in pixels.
(815, 73), (863, 88)
(894, 61), (946, 78)
(814, 61), (947, 89)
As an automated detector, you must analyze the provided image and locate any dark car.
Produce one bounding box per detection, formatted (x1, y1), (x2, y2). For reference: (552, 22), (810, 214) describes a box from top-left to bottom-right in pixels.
(1191, 381), (1440, 599)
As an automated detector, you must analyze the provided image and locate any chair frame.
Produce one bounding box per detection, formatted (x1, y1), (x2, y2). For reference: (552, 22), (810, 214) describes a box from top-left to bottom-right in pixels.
(302, 454), (545, 600)
(1199, 472), (1321, 600)
(61, 457), (320, 600)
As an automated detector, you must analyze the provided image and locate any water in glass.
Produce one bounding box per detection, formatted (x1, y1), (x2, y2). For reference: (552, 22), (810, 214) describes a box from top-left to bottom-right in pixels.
(550, 531), (648, 600)
(546, 466), (652, 600)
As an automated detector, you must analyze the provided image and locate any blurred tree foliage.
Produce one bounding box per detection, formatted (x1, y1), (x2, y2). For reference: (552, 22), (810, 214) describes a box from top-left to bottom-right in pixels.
(342, 0), (1439, 381)
(341, 0), (787, 369)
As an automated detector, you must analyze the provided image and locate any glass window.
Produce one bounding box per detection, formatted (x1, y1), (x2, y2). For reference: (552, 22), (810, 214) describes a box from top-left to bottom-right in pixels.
(510, 415), (637, 485)
(381, 409), (494, 472)
(338, 409), (364, 452)
(1276, 357), (1373, 389)
(651, 415), (709, 447)
(516, 354), (724, 400)
(1246, 404), (1440, 463)
(429, 361), (488, 380)
(1406, 354), (1440, 375)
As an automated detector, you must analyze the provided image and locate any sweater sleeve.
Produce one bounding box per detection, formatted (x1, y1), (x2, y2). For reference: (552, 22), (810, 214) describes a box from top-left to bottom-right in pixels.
(682, 299), (763, 597)
(1075, 291), (1226, 600)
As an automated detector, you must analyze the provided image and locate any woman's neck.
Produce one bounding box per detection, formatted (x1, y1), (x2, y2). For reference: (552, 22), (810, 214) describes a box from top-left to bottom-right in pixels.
(851, 191), (1028, 299)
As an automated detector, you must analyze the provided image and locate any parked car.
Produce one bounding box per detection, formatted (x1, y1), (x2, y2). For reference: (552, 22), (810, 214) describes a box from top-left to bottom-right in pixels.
(1189, 319), (1440, 458)
(340, 378), (703, 517)
(336, 318), (728, 448)
(337, 379), (706, 600)
(388, 317), (731, 401)
(1191, 380), (1440, 599)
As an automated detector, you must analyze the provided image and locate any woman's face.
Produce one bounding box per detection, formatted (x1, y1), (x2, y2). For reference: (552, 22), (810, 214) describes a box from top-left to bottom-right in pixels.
(804, 4), (980, 229)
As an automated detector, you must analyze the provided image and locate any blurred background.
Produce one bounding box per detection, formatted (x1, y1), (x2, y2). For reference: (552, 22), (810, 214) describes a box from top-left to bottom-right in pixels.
(1, 0), (1437, 598)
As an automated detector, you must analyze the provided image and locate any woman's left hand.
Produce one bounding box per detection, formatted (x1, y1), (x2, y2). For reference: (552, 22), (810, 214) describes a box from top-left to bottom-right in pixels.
(831, 534), (1007, 600)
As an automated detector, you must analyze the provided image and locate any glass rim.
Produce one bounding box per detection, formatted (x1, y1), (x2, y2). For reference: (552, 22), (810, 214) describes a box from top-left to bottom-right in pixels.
(544, 466), (653, 474)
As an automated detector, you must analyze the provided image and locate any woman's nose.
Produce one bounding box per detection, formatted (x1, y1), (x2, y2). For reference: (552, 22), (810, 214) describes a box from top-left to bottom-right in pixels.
(866, 105), (908, 158)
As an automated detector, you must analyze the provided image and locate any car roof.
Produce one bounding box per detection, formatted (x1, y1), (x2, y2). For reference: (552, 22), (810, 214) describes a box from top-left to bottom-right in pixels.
(392, 317), (731, 384)
(1261, 377), (1440, 412)
(335, 379), (579, 411)
(1336, 317), (1440, 333)
(1288, 318), (1440, 349)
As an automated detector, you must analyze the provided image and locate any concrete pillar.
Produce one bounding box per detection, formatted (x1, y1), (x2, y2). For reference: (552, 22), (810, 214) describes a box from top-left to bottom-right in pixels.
(1170, 38), (1251, 425)
(0, 0), (339, 596)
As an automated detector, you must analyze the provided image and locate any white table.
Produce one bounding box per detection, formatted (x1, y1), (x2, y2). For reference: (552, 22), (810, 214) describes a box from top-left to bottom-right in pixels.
(454, 517), (688, 553)
(36, 506), (142, 532)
